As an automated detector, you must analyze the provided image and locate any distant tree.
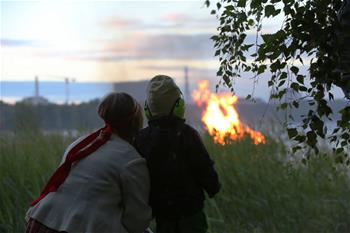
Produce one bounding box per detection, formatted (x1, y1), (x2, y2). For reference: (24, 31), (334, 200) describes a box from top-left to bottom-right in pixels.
(12, 103), (40, 133)
(206, 0), (350, 156)
(0, 100), (102, 133)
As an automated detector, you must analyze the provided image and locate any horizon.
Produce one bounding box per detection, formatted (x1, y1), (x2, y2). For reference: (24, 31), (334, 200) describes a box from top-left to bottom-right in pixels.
(1, 79), (348, 105)
(1, 79), (268, 104)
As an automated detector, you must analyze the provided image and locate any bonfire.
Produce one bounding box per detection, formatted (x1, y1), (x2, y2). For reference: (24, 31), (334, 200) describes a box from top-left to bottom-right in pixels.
(192, 80), (266, 145)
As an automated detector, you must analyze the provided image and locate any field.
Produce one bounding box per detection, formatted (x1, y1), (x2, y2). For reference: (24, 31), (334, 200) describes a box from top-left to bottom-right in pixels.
(1, 132), (350, 233)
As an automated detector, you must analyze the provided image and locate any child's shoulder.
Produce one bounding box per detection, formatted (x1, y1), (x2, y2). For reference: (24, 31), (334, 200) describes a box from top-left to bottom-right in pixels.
(182, 123), (198, 133)
(138, 121), (200, 139)
(180, 123), (203, 143)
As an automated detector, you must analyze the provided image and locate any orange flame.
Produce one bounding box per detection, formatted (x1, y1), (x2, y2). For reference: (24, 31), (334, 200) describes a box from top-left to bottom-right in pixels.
(192, 80), (266, 145)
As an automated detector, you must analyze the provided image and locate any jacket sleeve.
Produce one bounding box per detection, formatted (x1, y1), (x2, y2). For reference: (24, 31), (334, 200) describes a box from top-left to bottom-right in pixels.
(120, 158), (152, 233)
(188, 129), (221, 198)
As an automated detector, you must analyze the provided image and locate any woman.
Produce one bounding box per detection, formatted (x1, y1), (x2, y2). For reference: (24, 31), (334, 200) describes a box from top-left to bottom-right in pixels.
(25, 92), (152, 233)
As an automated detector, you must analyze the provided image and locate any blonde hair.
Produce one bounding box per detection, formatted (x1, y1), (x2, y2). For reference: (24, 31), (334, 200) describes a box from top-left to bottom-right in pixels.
(98, 92), (143, 142)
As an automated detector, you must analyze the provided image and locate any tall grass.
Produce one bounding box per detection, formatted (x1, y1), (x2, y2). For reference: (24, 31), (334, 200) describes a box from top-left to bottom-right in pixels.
(0, 132), (72, 233)
(1, 132), (350, 232)
(205, 136), (350, 233)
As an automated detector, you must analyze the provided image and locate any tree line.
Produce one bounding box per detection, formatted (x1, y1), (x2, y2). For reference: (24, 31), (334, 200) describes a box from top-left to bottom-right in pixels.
(0, 100), (102, 132)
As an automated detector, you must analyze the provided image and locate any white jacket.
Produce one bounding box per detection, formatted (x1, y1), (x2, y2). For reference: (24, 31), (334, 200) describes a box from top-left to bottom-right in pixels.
(26, 134), (152, 233)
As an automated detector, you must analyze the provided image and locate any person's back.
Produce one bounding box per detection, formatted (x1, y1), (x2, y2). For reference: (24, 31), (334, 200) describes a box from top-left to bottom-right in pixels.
(134, 75), (220, 233)
(27, 135), (149, 233)
(26, 93), (152, 233)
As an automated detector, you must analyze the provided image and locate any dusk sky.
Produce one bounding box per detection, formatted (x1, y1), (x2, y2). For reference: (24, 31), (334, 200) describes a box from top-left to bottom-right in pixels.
(1, 1), (219, 82)
(1, 0), (344, 103)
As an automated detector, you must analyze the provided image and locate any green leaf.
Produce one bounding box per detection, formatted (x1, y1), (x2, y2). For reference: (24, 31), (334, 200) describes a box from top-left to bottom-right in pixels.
(278, 80), (286, 87)
(225, 5), (234, 11)
(292, 146), (302, 153)
(306, 131), (317, 148)
(335, 155), (344, 163)
(341, 133), (350, 140)
(265, 5), (279, 17)
(332, 128), (340, 134)
(261, 34), (273, 42)
(280, 72), (287, 80)
(302, 158), (307, 165)
(290, 66), (299, 75)
(280, 103), (288, 109)
(287, 128), (298, 138)
(211, 35), (219, 41)
(223, 75), (231, 87)
(248, 19), (255, 26)
(296, 75), (304, 84)
(292, 101), (299, 108)
(237, 0), (247, 7)
(295, 135), (306, 143)
(299, 86), (307, 92)
(341, 140), (348, 147)
(257, 65), (267, 75)
(290, 82), (300, 91)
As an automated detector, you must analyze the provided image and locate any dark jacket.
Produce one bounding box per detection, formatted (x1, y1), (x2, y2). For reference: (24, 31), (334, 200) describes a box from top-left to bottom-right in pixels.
(134, 116), (220, 219)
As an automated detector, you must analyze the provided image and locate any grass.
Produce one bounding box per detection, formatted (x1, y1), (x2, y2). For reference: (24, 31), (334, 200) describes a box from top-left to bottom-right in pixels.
(0, 132), (72, 233)
(1, 131), (350, 232)
(205, 136), (350, 233)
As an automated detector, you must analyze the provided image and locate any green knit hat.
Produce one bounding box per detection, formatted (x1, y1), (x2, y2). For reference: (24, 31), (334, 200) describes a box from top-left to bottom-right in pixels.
(146, 75), (182, 117)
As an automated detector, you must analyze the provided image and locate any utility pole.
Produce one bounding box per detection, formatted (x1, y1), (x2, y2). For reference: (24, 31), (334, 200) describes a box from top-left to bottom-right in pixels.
(38, 75), (75, 104)
(64, 78), (69, 105)
(34, 76), (39, 98)
(184, 66), (190, 103)
(61, 76), (75, 105)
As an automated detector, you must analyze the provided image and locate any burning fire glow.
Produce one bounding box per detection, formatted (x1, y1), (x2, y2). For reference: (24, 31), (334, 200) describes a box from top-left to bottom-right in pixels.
(192, 80), (266, 145)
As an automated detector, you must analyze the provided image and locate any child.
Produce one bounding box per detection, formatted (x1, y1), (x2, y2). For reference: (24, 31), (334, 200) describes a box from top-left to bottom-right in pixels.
(134, 75), (221, 233)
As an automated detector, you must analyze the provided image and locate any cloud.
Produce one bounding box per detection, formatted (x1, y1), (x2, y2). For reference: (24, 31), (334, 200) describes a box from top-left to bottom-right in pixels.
(2, 31), (258, 64)
(0, 39), (39, 47)
(140, 34), (214, 59)
(102, 13), (217, 35)
(94, 33), (216, 61)
(103, 16), (141, 29)
(162, 13), (192, 24)
(58, 33), (216, 62)
(160, 12), (218, 30)
(139, 65), (216, 73)
(87, 32), (258, 62)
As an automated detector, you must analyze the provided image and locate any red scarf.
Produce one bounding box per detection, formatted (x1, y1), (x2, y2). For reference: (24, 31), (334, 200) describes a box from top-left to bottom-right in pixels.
(30, 124), (113, 206)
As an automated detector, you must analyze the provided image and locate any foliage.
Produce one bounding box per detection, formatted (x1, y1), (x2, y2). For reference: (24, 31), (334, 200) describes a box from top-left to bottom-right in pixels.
(0, 100), (102, 132)
(205, 0), (350, 154)
(12, 103), (40, 133)
(1, 132), (350, 232)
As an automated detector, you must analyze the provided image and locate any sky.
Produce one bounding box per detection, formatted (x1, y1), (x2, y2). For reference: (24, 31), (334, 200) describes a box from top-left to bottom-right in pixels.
(1, 0), (220, 82)
(0, 0), (345, 103)
(1, 0), (244, 102)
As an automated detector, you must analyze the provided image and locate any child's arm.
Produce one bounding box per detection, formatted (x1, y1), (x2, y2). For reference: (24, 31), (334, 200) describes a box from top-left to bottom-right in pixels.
(188, 129), (221, 197)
